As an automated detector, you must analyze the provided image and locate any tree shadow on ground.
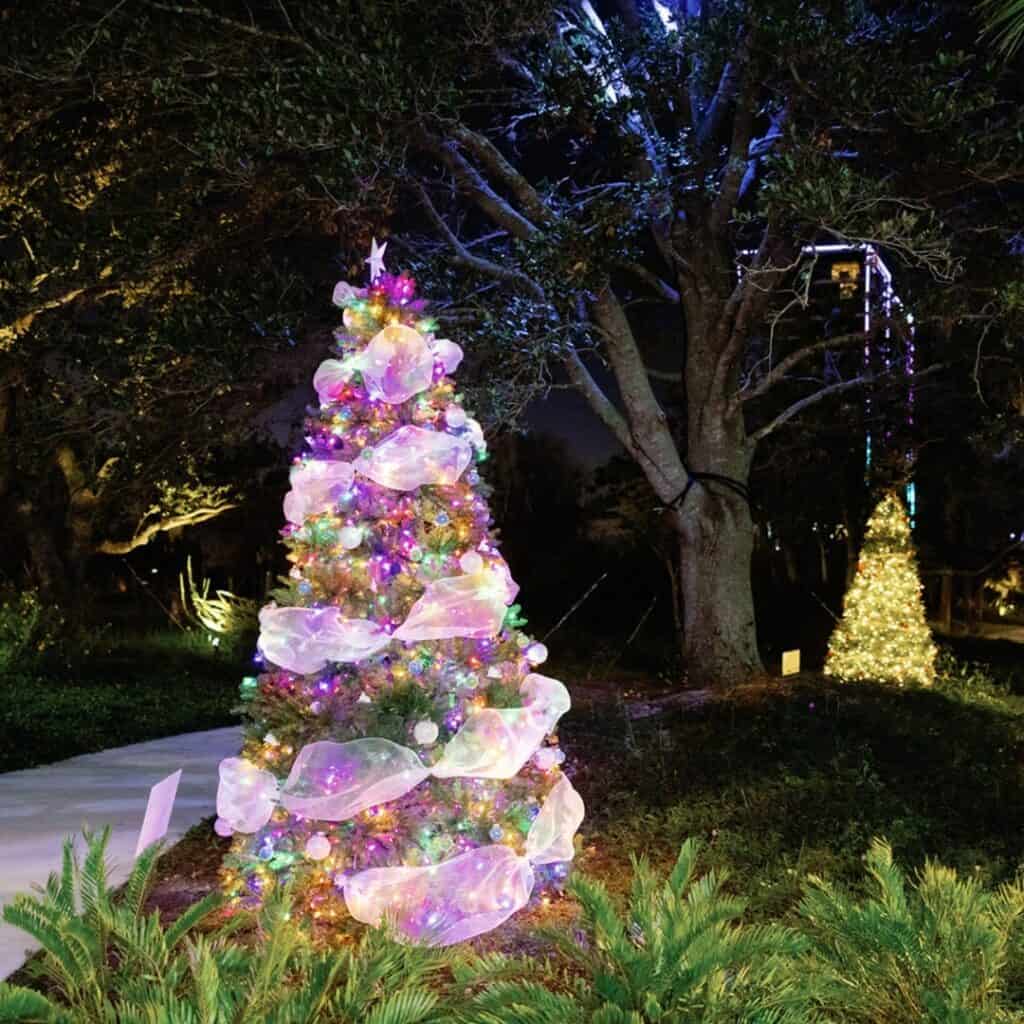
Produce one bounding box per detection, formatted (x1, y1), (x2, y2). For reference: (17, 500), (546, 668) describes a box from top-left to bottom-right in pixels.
(564, 678), (1024, 917)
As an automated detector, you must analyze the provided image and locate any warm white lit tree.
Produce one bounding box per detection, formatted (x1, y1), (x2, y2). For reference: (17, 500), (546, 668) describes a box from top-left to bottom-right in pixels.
(826, 492), (936, 686)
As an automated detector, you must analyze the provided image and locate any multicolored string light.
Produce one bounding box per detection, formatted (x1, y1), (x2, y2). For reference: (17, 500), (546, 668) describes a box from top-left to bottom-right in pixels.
(221, 271), (573, 933)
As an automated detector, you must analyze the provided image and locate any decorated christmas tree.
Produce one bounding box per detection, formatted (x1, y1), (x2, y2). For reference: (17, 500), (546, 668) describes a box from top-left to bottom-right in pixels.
(825, 490), (936, 686)
(215, 241), (583, 945)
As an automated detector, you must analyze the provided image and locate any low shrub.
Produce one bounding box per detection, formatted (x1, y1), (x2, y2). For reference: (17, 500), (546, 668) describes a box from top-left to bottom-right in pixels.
(5, 833), (1024, 1023)
(0, 670), (238, 773)
(0, 830), (452, 1023)
(799, 838), (1024, 1023)
(0, 587), (64, 675)
(457, 837), (813, 1023)
(934, 648), (1013, 705)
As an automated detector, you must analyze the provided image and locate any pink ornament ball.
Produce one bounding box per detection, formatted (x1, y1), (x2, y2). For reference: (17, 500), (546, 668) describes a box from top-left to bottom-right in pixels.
(459, 551), (484, 574)
(305, 834), (332, 860)
(525, 642), (548, 665)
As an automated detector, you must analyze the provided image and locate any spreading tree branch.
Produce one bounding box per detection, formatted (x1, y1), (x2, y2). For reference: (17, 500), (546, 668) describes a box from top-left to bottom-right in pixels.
(750, 363), (945, 443)
(713, 235), (797, 400)
(450, 125), (556, 227)
(563, 346), (636, 454)
(590, 286), (688, 500)
(646, 365), (683, 382)
(750, 375), (872, 442)
(55, 446), (120, 509)
(618, 261), (681, 304)
(0, 284), (118, 345)
(711, 74), (759, 236)
(416, 183), (545, 299)
(138, 1), (316, 54)
(735, 332), (873, 407)
(695, 28), (753, 152)
(424, 135), (539, 241)
(96, 502), (238, 555)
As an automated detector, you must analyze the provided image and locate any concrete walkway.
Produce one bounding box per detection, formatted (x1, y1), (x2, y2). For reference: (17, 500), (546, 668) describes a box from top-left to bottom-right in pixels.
(0, 726), (240, 980)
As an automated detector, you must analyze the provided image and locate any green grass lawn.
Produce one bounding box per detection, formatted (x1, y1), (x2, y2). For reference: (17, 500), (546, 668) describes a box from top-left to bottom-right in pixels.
(0, 629), (244, 773)
(569, 639), (1024, 909)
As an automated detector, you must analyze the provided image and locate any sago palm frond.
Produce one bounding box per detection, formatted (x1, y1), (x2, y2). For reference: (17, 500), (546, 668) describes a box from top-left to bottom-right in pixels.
(1, 899), (106, 1015)
(980, 0), (1024, 55)
(799, 838), (1024, 1023)
(77, 829), (113, 918)
(457, 978), (584, 1024)
(0, 982), (69, 1023)
(40, 839), (77, 919)
(360, 987), (439, 1024)
(120, 839), (164, 919)
(538, 838), (812, 1023)
(2, 831), (224, 1022)
(162, 890), (226, 951)
(328, 925), (453, 1023)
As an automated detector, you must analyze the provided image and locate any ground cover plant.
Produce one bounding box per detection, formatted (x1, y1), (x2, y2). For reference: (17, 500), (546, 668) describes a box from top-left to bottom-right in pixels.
(0, 624), (243, 773)
(5, 821), (1024, 1022)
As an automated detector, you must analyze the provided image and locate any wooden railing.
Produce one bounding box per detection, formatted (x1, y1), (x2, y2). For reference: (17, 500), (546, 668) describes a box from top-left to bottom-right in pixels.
(922, 539), (1023, 634)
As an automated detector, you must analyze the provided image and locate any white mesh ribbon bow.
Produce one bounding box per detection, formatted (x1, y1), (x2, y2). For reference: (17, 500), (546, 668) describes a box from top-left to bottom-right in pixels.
(282, 459), (355, 526)
(394, 561), (519, 642)
(332, 281), (362, 307)
(356, 425), (472, 491)
(216, 673), (572, 834)
(282, 739), (429, 820)
(257, 606), (390, 675)
(216, 739), (430, 836)
(343, 774), (585, 945)
(523, 772), (583, 864)
(217, 757), (280, 834)
(312, 358), (352, 405)
(312, 328), (461, 409)
(431, 673), (569, 778)
(429, 337), (463, 375)
(352, 325), (435, 404)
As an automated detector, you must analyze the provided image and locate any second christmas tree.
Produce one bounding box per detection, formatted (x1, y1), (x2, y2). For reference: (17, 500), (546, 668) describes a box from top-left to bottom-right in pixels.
(826, 491), (936, 687)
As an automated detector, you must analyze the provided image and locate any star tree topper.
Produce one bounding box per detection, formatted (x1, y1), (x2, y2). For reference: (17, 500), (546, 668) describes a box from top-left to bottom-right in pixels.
(365, 237), (388, 283)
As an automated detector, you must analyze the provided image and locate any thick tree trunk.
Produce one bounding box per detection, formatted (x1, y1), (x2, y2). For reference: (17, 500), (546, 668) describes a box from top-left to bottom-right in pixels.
(677, 301), (764, 689)
(676, 487), (762, 688)
(15, 500), (68, 602)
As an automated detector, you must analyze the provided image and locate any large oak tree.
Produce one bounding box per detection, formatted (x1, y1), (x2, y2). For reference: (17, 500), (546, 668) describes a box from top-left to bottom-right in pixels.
(3, 1), (1021, 683)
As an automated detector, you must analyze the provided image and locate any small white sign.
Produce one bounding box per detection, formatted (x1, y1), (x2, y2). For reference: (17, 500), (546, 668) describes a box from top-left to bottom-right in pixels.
(135, 769), (182, 857)
(781, 649), (801, 676)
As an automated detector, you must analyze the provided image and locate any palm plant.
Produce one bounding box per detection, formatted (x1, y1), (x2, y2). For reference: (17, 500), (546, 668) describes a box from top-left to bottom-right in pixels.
(0, 828), (223, 1022)
(152, 887), (453, 1024)
(980, 0), (1024, 55)
(455, 838), (813, 1023)
(798, 838), (1024, 1023)
(0, 829), (456, 1023)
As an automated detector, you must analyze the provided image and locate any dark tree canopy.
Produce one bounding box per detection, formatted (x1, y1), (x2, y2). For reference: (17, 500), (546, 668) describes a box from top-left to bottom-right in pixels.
(2, 1), (1022, 682)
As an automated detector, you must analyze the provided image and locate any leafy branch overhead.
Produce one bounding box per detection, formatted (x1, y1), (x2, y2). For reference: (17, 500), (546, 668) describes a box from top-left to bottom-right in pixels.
(1, 0), (1021, 682)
